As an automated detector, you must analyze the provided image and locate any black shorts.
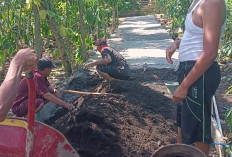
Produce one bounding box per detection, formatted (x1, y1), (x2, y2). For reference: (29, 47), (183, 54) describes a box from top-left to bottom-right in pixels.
(176, 61), (221, 144)
(97, 64), (130, 80)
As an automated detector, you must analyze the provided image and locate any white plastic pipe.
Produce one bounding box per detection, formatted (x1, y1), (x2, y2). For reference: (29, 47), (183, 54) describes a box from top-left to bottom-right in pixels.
(212, 96), (223, 136)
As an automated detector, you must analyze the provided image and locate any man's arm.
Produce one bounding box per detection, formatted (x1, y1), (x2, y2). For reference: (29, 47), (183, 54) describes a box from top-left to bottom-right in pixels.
(173, 0), (223, 102)
(43, 92), (74, 110)
(48, 85), (56, 93)
(166, 39), (181, 64)
(0, 48), (37, 121)
(85, 54), (112, 68)
(48, 85), (62, 99)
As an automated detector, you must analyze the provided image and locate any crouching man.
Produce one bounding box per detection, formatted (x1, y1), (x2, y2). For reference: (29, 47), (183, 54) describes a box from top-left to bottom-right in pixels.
(12, 58), (74, 117)
(85, 38), (131, 81)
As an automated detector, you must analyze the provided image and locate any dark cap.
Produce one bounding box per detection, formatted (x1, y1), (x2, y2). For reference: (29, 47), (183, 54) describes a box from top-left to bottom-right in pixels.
(94, 38), (107, 46)
(37, 58), (55, 71)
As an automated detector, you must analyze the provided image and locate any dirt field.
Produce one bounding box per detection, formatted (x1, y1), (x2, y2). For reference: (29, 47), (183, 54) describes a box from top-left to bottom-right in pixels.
(44, 66), (232, 157)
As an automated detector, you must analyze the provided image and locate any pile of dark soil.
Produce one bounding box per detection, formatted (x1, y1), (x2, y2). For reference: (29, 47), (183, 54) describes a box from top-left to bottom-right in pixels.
(45, 67), (223, 157)
(45, 68), (177, 157)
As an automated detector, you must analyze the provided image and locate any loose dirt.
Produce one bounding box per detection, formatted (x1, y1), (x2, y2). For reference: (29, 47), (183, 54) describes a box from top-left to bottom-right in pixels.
(44, 66), (230, 157)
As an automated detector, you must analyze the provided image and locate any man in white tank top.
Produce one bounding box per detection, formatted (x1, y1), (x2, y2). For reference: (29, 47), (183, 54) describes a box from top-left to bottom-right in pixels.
(166, 0), (227, 156)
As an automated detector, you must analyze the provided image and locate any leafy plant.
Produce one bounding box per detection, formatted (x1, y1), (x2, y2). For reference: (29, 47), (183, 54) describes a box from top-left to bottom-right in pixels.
(225, 108), (232, 155)
(155, 0), (191, 32)
(219, 0), (232, 60)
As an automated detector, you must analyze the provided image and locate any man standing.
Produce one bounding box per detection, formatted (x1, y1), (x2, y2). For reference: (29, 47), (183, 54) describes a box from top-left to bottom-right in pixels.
(166, 0), (226, 156)
(85, 38), (131, 81)
(12, 58), (74, 117)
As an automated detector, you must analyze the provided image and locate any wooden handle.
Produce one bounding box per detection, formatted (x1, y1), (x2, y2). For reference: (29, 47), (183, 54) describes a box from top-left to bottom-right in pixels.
(60, 90), (111, 96)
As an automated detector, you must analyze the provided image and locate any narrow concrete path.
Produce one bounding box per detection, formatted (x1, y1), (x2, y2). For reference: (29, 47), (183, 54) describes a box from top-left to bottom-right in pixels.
(106, 15), (179, 69)
(36, 15), (180, 122)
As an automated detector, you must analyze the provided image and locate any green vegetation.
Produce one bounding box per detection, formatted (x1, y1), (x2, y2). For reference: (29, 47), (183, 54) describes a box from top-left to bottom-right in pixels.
(0, 0), (139, 77)
(220, 0), (232, 61)
(155, 0), (191, 32)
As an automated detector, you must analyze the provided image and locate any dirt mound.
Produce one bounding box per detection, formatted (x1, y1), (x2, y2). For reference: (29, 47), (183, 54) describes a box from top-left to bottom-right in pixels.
(44, 68), (221, 157)
(45, 68), (177, 157)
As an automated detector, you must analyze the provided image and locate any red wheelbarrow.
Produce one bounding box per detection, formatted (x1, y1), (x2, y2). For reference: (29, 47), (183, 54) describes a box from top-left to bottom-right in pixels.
(0, 72), (79, 157)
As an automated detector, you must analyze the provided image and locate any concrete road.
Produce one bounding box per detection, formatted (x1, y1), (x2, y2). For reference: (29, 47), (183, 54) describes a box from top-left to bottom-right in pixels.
(100, 15), (179, 69)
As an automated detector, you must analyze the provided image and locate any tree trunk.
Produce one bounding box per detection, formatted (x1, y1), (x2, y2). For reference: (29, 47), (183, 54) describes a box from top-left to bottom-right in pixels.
(45, 17), (72, 76)
(66, 0), (68, 27)
(78, 0), (87, 62)
(96, 0), (101, 39)
(112, 7), (116, 33)
(16, 2), (23, 51)
(104, 25), (107, 40)
(33, 3), (43, 58)
(116, 6), (119, 26)
(7, 2), (10, 28)
(40, 1), (72, 76)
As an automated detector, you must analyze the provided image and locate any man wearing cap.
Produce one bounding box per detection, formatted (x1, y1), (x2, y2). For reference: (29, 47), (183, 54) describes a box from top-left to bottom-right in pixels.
(12, 58), (74, 117)
(85, 38), (130, 80)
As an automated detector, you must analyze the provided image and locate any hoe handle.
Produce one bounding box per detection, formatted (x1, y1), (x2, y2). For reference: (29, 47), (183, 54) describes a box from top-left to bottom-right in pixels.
(26, 71), (36, 157)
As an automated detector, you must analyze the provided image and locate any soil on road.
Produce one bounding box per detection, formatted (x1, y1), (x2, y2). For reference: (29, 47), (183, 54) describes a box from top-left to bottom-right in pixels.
(43, 15), (231, 157)
(44, 67), (227, 157)
(45, 68), (178, 157)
